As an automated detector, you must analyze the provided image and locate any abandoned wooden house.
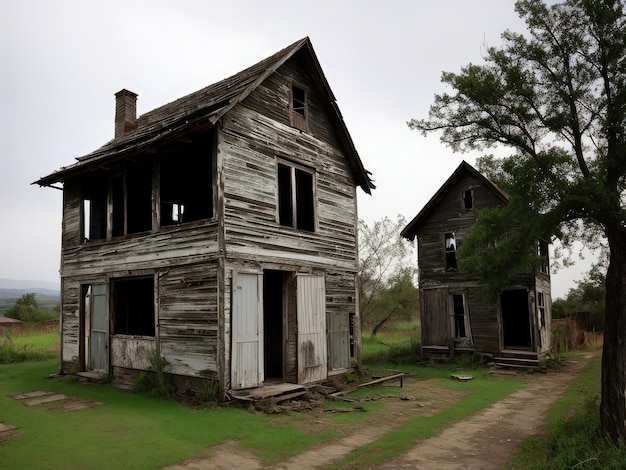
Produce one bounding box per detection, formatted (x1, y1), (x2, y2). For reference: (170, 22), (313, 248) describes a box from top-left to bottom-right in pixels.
(400, 161), (551, 367)
(34, 37), (374, 397)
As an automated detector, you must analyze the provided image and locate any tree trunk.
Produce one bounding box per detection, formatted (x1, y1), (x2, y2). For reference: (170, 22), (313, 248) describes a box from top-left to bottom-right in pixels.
(371, 303), (402, 337)
(601, 227), (626, 443)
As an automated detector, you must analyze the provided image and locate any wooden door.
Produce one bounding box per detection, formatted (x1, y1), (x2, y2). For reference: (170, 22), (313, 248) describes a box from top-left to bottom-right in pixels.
(231, 272), (263, 390)
(327, 311), (349, 370)
(421, 288), (449, 346)
(89, 284), (109, 372)
(297, 274), (327, 383)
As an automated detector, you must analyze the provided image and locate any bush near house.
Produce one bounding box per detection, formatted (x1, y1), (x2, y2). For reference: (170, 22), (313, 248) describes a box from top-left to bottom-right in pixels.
(4, 293), (58, 324)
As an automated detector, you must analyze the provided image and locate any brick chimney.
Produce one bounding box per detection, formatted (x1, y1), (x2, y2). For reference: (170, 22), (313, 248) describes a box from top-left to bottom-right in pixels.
(114, 89), (138, 139)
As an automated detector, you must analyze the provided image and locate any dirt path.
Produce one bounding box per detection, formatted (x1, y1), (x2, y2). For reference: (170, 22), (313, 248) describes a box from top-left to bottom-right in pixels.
(378, 355), (593, 470)
(163, 355), (592, 470)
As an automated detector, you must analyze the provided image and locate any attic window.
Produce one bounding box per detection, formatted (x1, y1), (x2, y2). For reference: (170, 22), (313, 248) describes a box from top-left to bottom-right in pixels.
(290, 84), (307, 130)
(444, 232), (457, 270)
(277, 160), (315, 232)
(462, 189), (474, 210)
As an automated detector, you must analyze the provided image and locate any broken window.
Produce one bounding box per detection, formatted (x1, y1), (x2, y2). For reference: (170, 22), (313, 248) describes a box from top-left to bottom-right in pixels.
(111, 162), (152, 237)
(81, 171), (108, 241)
(444, 232), (457, 270)
(112, 277), (155, 336)
(160, 134), (214, 226)
(277, 160), (315, 232)
(537, 291), (546, 328)
(462, 189), (474, 210)
(451, 294), (468, 338)
(290, 84), (307, 130)
(538, 239), (549, 274)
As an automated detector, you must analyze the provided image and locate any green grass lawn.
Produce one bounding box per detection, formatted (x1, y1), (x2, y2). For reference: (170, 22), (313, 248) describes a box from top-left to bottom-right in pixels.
(505, 351), (626, 469)
(0, 359), (339, 469)
(2, 328), (611, 469)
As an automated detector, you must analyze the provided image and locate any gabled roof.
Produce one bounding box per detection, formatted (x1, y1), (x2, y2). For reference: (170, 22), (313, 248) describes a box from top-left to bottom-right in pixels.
(35, 37), (374, 193)
(401, 160), (509, 241)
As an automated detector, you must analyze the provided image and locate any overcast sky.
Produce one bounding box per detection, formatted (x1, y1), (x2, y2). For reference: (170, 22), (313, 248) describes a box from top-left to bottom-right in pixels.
(0, 0), (594, 297)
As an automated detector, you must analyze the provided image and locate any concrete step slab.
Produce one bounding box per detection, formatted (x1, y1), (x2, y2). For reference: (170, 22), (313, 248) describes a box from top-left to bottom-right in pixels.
(55, 399), (104, 413)
(24, 394), (68, 407)
(10, 391), (55, 400)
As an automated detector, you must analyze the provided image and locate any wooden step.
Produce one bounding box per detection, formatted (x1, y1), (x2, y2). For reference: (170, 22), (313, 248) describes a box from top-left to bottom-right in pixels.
(493, 356), (540, 368)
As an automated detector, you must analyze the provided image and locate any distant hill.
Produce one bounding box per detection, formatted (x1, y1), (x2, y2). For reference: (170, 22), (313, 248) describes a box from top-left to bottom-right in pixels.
(0, 279), (60, 313)
(0, 278), (60, 291)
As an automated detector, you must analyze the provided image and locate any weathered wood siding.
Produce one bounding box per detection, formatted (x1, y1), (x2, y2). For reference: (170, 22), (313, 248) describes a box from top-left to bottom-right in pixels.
(58, 52), (363, 387)
(217, 57), (361, 385)
(417, 174), (505, 287)
(465, 287), (500, 355)
(416, 171), (552, 356)
(158, 264), (219, 377)
(59, 168), (222, 376)
(420, 288), (449, 347)
(219, 61), (358, 273)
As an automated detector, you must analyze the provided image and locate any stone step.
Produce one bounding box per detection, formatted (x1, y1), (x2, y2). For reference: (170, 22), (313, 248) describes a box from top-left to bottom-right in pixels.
(24, 393), (68, 407)
(0, 423), (21, 442)
(9, 391), (55, 400)
(10, 390), (105, 412)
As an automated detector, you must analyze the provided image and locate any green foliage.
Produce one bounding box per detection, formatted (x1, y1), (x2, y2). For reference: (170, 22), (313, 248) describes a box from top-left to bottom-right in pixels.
(362, 320), (421, 364)
(0, 330), (58, 364)
(553, 263), (606, 330)
(358, 216), (418, 334)
(132, 349), (175, 398)
(409, 0), (626, 440)
(194, 380), (220, 405)
(4, 293), (57, 323)
(0, 359), (337, 469)
(507, 353), (626, 469)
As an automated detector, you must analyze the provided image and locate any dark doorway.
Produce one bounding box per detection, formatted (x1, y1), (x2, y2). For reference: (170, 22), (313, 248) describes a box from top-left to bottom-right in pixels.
(263, 270), (284, 379)
(500, 289), (532, 348)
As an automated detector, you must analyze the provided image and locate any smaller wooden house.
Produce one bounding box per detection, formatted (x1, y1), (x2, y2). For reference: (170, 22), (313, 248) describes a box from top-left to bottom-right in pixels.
(401, 161), (551, 366)
(34, 37), (374, 397)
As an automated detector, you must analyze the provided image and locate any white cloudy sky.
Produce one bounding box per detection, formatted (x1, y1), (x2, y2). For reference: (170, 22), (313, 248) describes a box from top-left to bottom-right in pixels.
(0, 0), (594, 297)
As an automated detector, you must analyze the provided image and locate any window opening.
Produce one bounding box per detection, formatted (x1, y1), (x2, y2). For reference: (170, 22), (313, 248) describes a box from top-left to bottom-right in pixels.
(111, 173), (125, 237)
(452, 294), (468, 338)
(537, 291), (546, 328)
(291, 84), (307, 130)
(113, 277), (155, 336)
(126, 166), (152, 234)
(445, 232), (457, 270)
(81, 172), (108, 241)
(277, 161), (315, 232)
(160, 134), (213, 227)
(538, 240), (549, 274)
(462, 189), (474, 209)
(171, 203), (185, 223)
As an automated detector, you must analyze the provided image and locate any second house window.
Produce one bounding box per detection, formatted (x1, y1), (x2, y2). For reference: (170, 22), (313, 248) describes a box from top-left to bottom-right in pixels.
(277, 161), (315, 232)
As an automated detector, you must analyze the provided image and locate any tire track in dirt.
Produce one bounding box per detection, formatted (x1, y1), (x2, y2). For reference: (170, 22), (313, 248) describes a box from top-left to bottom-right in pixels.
(377, 355), (593, 470)
(163, 355), (592, 469)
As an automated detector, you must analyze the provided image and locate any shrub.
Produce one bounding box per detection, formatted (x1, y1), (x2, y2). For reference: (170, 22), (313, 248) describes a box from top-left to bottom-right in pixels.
(5, 293), (57, 324)
(132, 349), (174, 397)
